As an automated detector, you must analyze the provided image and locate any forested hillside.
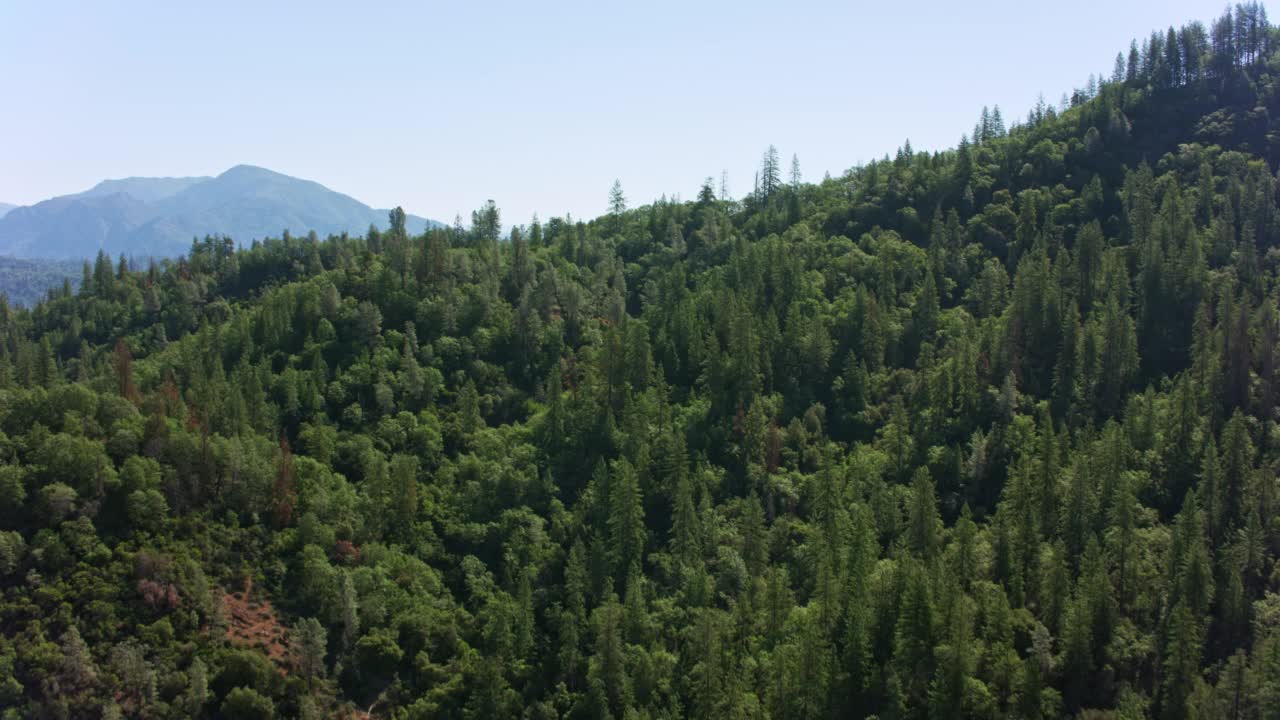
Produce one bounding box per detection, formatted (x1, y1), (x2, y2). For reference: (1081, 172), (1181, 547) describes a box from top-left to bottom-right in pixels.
(0, 257), (82, 309)
(3, 6), (1280, 719)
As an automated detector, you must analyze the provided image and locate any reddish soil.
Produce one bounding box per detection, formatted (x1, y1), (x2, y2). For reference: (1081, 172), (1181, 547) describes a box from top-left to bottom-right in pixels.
(222, 588), (290, 668)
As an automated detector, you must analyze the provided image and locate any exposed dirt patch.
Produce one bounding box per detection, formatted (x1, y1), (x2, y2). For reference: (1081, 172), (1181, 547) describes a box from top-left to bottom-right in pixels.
(222, 586), (290, 669)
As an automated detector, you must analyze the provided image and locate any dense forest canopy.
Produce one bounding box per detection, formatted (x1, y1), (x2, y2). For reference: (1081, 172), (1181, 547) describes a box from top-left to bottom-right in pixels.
(4, 5), (1280, 719)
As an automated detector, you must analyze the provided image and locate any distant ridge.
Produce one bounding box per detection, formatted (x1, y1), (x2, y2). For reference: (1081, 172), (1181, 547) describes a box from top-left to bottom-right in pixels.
(0, 166), (439, 259)
(0, 203), (15, 219)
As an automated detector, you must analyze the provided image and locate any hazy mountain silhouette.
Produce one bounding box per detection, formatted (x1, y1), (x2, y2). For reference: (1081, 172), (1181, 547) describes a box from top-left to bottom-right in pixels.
(0, 166), (438, 258)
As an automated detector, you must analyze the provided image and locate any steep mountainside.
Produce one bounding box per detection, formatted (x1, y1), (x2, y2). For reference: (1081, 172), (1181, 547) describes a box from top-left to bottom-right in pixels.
(1, 6), (1279, 720)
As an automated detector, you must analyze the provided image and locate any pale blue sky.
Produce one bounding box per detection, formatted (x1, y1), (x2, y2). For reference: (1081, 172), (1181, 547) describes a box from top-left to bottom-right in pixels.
(1, 1), (1229, 226)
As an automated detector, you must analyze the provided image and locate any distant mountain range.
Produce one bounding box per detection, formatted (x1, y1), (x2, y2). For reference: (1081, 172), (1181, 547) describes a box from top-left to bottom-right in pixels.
(0, 165), (439, 259)
(0, 203), (15, 219)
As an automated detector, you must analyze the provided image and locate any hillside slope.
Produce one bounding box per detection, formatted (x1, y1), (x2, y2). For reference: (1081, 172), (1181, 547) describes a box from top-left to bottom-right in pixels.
(0, 256), (82, 307)
(1, 7), (1279, 719)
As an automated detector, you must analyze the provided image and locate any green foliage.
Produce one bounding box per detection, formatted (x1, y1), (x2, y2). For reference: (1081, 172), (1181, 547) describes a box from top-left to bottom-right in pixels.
(2, 8), (1280, 717)
(0, 256), (82, 308)
(220, 686), (275, 720)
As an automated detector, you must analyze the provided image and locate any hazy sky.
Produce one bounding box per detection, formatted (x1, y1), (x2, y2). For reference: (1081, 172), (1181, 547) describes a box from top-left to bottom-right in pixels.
(1, 1), (1228, 226)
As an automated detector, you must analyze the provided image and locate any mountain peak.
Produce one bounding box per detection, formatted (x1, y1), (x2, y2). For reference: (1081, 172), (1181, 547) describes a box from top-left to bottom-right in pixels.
(0, 167), (438, 258)
(219, 164), (283, 179)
